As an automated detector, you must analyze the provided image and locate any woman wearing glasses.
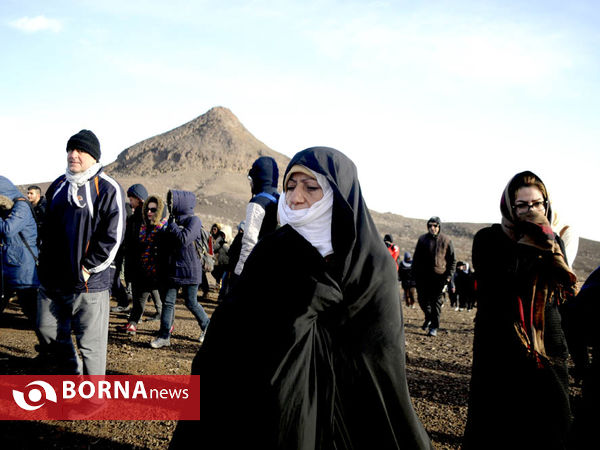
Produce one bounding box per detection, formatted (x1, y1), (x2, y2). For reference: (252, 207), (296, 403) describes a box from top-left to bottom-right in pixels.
(120, 194), (167, 335)
(463, 171), (577, 449)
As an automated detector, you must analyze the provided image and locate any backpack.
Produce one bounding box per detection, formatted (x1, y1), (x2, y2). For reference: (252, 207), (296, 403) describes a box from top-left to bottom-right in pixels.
(194, 226), (214, 272)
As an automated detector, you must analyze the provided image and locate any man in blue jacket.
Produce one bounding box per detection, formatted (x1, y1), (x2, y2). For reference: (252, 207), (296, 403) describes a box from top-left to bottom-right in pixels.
(37, 129), (126, 375)
(0, 176), (40, 336)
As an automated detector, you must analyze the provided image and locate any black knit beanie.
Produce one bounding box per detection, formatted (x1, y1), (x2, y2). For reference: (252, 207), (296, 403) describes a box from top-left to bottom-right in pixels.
(127, 183), (148, 201)
(66, 129), (101, 162)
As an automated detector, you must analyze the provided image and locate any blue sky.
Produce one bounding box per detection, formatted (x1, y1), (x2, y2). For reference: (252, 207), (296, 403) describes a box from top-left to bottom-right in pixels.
(2, 1), (599, 243)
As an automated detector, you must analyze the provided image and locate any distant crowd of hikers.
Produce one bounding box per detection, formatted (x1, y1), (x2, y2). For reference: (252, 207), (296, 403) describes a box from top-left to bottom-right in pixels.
(0, 128), (597, 448)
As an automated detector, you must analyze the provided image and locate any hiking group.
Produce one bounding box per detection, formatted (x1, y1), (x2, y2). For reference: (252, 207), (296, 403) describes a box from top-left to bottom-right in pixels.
(1, 129), (596, 449)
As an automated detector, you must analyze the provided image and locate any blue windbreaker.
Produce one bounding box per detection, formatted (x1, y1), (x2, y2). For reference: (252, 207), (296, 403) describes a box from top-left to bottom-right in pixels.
(163, 190), (203, 285)
(0, 175), (39, 289)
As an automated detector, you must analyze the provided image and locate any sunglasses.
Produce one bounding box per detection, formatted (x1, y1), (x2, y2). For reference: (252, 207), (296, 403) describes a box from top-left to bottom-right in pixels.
(148, 208), (158, 213)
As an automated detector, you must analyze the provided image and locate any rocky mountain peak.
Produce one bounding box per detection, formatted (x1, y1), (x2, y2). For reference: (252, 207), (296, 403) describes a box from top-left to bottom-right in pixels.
(105, 106), (288, 176)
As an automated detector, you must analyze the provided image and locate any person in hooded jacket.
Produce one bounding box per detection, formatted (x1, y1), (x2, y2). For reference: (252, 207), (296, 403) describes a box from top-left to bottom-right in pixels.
(462, 171), (577, 450)
(120, 194), (167, 335)
(150, 189), (210, 349)
(169, 147), (432, 450)
(209, 223), (229, 288)
(233, 156), (279, 278)
(412, 216), (456, 337)
(398, 251), (417, 308)
(0, 176), (41, 340)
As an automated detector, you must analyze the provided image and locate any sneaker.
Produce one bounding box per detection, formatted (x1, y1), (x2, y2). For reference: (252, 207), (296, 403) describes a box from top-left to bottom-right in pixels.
(454, 306), (459, 311)
(146, 313), (160, 322)
(150, 337), (171, 349)
(199, 330), (206, 344)
(125, 323), (137, 335)
(111, 305), (131, 313)
(421, 320), (431, 331)
(427, 328), (438, 337)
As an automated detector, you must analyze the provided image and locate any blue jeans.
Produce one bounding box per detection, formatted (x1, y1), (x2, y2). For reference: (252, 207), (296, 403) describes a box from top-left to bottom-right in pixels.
(159, 284), (209, 339)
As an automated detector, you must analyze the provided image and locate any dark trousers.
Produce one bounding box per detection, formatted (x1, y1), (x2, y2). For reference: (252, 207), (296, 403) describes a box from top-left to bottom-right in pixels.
(128, 284), (162, 324)
(417, 276), (446, 329)
(200, 271), (210, 297)
(110, 266), (131, 308)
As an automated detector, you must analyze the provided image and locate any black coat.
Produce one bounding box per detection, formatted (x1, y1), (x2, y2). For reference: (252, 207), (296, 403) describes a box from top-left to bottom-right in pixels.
(171, 147), (431, 449)
(566, 265), (600, 448)
(463, 224), (572, 449)
(123, 206), (143, 284)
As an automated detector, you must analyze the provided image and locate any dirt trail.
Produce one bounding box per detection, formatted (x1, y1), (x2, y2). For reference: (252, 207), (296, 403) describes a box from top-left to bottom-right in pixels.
(0, 292), (582, 449)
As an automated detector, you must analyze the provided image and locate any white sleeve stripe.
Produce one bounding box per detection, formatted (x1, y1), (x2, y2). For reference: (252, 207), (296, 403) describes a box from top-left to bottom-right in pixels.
(53, 180), (67, 199)
(234, 202), (265, 275)
(85, 182), (94, 218)
(88, 173), (124, 274)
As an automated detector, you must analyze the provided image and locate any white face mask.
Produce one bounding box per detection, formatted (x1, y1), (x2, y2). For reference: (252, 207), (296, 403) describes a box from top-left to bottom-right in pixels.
(278, 170), (334, 257)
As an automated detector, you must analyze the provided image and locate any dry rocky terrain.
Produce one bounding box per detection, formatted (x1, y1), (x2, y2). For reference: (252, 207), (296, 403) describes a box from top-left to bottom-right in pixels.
(0, 283), (585, 449)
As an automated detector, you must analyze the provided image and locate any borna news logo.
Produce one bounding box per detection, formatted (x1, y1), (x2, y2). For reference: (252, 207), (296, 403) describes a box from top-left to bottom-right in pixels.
(12, 380), (58, 411)
(1, 375), (200, 420)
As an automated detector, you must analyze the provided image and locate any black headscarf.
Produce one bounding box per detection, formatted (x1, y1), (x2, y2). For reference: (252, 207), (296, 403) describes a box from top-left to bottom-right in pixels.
(171, 147), (431, 450)
(284, 147), (402, 317)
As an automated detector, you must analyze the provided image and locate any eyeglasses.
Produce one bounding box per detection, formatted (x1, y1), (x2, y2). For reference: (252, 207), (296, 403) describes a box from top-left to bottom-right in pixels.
(148, 208), (158, 213)
(513, 200), (546, 213)
(428, 223), (440, 228)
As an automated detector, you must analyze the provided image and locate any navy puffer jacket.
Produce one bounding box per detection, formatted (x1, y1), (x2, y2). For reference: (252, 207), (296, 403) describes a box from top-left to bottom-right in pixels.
(163, 190), (203, 285)
(0, 175), (39, 290)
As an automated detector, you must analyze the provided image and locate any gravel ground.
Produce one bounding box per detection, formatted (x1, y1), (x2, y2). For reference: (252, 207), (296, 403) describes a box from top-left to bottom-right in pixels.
(0, 289), (582, 449)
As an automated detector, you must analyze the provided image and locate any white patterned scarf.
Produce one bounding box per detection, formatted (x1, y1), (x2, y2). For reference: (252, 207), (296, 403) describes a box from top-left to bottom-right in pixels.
(65, 162), (102, 208)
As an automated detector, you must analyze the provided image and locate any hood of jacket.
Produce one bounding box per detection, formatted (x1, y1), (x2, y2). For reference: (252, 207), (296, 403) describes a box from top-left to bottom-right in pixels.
(0, 176), (24, 201)
(143, 194), (167, 226)
(168, 190), (196, 217)
(0, 194), (14, 213)
(249, 156), (279, 195)
(427, 216), (441, 237)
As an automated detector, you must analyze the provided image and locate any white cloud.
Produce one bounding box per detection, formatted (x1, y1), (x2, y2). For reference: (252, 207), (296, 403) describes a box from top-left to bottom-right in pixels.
(9, 15), (62, 33)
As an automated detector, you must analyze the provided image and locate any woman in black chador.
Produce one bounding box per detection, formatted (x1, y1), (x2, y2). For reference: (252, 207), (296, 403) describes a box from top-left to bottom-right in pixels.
(462, 171), (577, 450)
(170, 147), (431, 449)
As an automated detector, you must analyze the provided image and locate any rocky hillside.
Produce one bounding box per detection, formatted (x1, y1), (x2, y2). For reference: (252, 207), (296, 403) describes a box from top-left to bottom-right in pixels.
(21, 106), (600, 281)
(106, 106), (289, 176)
